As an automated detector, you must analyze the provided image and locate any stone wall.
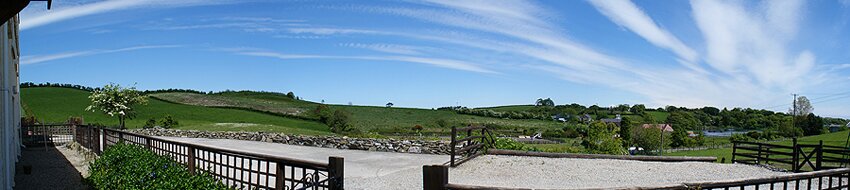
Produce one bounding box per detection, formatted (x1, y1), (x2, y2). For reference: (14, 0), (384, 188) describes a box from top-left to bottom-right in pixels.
(129, 128), (451, 155)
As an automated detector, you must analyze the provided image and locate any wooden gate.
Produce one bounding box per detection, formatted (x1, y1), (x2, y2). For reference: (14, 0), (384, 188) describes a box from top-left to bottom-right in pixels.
(448, 125), (495, 167)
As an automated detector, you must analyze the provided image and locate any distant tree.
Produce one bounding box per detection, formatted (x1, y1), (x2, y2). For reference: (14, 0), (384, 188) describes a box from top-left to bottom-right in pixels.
(619, 117), (633, 147)
(666, 111), (700, 131)
(630, 104), (646, 115)
(328, 109), (353, 133)
(790, 96), (813, 116)
(286, 92), (295, 99)
(701, 106), (720, 116)
(85, 83), (148, 129)
(616, 104), (630, 112)
(800, 113), (824, 136)
(669, 129), (696, 148)
(631, 126), (658, 151)
(582, 121), (626, 155)
(386, 102), (394, 107)
(641, 112), (656, 124)
(314, 105), (332, 123)
(665, 106), (678, 112)
(535, 98), (555, 107)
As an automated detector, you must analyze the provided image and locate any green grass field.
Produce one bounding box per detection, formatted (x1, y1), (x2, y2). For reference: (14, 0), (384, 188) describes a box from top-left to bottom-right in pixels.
(152, 92), (566, 135)
(669, 130), (850, 163)
(25, 87), (565, 136)
(22, 87), (332, 135)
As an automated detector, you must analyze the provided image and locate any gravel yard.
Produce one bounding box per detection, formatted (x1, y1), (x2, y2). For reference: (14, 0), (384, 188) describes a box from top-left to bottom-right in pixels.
(448, 155), (789, 189)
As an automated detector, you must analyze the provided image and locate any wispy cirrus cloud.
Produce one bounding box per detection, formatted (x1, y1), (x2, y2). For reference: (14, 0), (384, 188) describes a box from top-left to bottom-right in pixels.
(339, 43), (427, 55)
(588, 0), (698, 63)
(21, 45), (181, 65)
(21, 0), (240, 30)
(332, 0), (846, 112)
(224, 49), (497, 74)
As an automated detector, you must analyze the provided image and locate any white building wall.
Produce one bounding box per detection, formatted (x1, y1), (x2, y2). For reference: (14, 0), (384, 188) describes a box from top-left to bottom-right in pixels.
(0, 15), (21, 190)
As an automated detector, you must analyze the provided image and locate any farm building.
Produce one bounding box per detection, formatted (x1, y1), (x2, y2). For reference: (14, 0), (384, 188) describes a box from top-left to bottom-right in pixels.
(641, 124), (674, 132)
(0, 13), (22, 189)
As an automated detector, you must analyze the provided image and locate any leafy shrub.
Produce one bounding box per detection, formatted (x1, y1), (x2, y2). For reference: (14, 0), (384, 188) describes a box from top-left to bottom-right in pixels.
(412, 124), (423, 134)
(88, 143), (228, 189)
(143, 118), (157, 129)
(328, 110), (353, 133)
(492, 138), (527, 150)
(159, 115), (179, 128)
(542, 129), (566, 139)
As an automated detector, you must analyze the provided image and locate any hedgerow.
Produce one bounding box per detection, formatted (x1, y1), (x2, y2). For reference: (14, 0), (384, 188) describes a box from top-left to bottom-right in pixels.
(88, 143), (229, 189)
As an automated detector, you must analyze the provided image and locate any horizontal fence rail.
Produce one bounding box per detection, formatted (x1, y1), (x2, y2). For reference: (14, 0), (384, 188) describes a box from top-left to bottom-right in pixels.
(423, 165), (850, 190)
(22, 124), (74, 146)
(449, 126), (495, 167)
(72, 125), (343, 190)
(733, 138), (850, 172)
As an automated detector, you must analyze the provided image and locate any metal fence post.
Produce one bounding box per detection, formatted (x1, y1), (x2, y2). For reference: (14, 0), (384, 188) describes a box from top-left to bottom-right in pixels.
(328, 156), (344, 190)
(423, 165), (448, 190)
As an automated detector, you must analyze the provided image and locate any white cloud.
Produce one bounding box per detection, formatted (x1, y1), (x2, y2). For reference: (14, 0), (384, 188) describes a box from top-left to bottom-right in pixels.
(588, 0), (698, 63)
(691, 0), (813, 86)
(21, 45), (180, 65)
(20, 0), (238, 30)
(339, 43), (426, 55)
(225, 49), (497, 74)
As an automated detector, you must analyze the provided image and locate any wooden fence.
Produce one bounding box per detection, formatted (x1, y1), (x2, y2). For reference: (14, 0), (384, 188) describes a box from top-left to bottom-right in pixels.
(74, 125), (344, 190)
(449, 125), (495, 167)
(733, 138), (850, 172)
(21, 124), (74, 146)
(423, 165), (850, 190)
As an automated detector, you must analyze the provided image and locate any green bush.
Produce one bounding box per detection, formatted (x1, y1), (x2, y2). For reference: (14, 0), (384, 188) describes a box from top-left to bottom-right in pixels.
(88, 143), (229, 190)
(159, 115), (179, 128)
(143, 118), (157, 129)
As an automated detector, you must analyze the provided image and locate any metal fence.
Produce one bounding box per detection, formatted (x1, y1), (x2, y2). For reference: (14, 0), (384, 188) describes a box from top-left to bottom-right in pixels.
(75, 125), (343, 190)
(423, 165), (850, 190)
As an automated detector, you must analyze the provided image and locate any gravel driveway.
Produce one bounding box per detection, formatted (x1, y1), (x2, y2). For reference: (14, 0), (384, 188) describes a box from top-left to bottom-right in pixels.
(449, 155), (789, 189)
(162, 137), (797, 189)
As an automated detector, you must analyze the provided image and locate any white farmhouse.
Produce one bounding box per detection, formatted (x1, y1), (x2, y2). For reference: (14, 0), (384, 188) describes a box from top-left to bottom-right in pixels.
(0, 14), (21, 189)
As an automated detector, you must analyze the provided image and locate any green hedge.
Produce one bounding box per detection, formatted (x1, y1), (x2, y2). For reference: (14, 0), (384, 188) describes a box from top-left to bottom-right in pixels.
(88, 143), (230, 189)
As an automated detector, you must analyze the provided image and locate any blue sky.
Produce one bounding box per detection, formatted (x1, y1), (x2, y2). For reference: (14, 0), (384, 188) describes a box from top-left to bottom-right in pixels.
(17, 0), (850, 118)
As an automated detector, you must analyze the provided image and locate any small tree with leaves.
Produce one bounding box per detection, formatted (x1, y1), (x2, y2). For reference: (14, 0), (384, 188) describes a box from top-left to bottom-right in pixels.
(85, 83), (147, 129)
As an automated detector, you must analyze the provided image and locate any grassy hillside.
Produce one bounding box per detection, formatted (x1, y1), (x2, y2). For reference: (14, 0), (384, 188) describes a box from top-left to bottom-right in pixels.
(669, 130), (850, 162)
(151, 92), (565, 135)
(22, 87), (332, 135)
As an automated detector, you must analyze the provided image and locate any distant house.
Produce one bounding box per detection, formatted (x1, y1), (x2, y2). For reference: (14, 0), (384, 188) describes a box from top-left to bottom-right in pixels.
(828, 124), (847, 133)
(580, 114), (593, 123)
(641, 124), (674, 133)
(551, 114), (569, 122)
(600, 114), (622, 126)
(686, 131), (699, 138)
